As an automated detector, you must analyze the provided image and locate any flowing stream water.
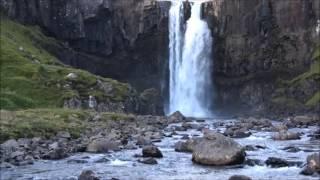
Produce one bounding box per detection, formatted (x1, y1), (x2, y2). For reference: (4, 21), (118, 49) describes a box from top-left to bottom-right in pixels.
(168, 1), (213, 118)
(2, 119), (319, 180)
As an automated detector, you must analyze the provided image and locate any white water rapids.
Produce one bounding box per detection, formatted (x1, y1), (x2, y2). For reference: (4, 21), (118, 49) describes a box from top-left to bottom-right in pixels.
(168, 1), (213, 118)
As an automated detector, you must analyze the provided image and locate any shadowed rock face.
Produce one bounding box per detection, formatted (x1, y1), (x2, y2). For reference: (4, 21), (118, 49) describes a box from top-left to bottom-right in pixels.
(202, 0), (320, 115)
(0, 0), (170, 93)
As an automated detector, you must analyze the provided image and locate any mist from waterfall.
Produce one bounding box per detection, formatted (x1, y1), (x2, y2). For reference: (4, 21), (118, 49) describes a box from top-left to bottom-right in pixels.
(168, 1), (213, 118)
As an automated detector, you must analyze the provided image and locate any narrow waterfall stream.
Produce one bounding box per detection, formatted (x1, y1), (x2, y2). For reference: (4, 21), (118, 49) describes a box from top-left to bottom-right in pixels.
(168, 1), (213, 118)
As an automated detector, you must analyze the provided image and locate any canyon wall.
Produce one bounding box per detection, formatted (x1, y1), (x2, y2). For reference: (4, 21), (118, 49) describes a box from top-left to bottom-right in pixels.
(1, 0), (319, 116)
(203, 0), (320, 115)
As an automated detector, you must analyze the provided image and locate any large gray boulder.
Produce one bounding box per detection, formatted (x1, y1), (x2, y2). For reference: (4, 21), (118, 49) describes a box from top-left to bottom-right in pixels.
(191, 131), (246, 166)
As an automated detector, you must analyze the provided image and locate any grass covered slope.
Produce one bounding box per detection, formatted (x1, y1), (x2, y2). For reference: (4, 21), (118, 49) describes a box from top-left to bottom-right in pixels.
(0, 17), (133, 110)
(0, 109), (136, 142)
(0, 109), (89, 142)
(0, 17), (139, 142)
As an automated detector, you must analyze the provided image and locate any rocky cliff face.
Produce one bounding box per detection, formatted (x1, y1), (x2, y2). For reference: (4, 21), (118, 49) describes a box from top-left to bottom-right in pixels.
(1, 0), (319, 116)
(202, 0), (320, 115)
(1, 0), (170, 92)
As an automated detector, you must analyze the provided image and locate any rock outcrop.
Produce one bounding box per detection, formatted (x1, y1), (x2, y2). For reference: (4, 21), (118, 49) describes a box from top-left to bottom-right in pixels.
(0, 0), (170, 94)
(202, 0), (320, 115)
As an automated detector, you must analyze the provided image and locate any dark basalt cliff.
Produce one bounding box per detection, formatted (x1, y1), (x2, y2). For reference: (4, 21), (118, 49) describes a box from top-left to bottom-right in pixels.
(1, 0), (319, 116)
(1, 0), (170, 92)
(202, 0), (320, 115)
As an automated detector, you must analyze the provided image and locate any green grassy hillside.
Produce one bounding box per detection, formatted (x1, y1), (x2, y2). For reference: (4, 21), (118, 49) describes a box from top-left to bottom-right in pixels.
(0, 17), (137, 142)
(0, 17), (131, 110)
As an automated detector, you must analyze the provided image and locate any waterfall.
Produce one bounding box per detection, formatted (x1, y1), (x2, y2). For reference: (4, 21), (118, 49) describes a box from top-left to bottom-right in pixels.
(168, 1), (213, 118)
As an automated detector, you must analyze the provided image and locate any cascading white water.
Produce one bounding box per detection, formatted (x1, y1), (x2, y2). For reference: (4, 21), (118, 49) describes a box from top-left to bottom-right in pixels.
(168, 1), (213, 118)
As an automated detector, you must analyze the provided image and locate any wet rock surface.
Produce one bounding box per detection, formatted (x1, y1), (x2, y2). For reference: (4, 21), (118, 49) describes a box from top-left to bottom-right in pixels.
(138, 158), (158, 165)
(191, 131), (246, 166)
(142, 145), (163, 158)
(78, 170), (99, 180)
(272, 130), (301, 140)
(300, 153), (320, 176)
(265, 157), (302, 168)
(229, 175), (252, 180)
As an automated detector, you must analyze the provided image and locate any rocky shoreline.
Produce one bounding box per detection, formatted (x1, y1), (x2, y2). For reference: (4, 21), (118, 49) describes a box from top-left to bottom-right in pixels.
(0, 111), (184, 167)
(1, 112), (319, 179)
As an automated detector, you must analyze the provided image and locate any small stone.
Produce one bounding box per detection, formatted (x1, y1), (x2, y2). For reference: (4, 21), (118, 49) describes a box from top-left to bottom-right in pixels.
(10, 151), (24, 159)
(245, 159), (264, 166)
(43, 148), (68, 160)
(94, 157), (110, 163)
(136, 136), (151, 146)
(57, 131), (71, 139)
(49, 142), (59, 150)
(265, 157), (292, 168)
(174, 141), (190, 152)
(196, 119), (205, 123)
(67, 159), (88, 164)
(142, 145), (163, 158)
(181, 134), (189, 140)
(1, 139), (18, 150)
(0, 162), (14, 169)
(282, 146), (300, 153)
(66, 73), (77, 80)
(18, 160), (33, 166)
(86, 138), (120, 153)
(138, 158), (158, 165)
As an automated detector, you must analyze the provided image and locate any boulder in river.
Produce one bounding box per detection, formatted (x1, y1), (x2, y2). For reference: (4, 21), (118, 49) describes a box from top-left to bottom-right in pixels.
(191, 131), (246, 166)
(138, 158), (158, 165)
(136, 136), (152, 146)
(229, 175), (252, 180)
(43, 147), (68, 160)
(272, 130), (300, 140)
(142, 145), (163, 158)
(168, 111), (185, 123)
(78, 170), (99, 180)
(174, 141), (190, 152)
(265, 157), (302, 168)
(300, 153), (320, 176)
(224, 127), (251, 138)
(86, 138), (120, 153)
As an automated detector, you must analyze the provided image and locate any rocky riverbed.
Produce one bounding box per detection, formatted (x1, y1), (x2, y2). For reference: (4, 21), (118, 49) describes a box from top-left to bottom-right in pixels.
(1, 112), (320, 180)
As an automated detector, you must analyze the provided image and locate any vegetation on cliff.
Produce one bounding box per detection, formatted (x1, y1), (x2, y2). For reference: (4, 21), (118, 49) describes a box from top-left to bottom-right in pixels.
(0, 17), (133, 110)
(0, 17), (136, 142)
(272, 46), (320, 109)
